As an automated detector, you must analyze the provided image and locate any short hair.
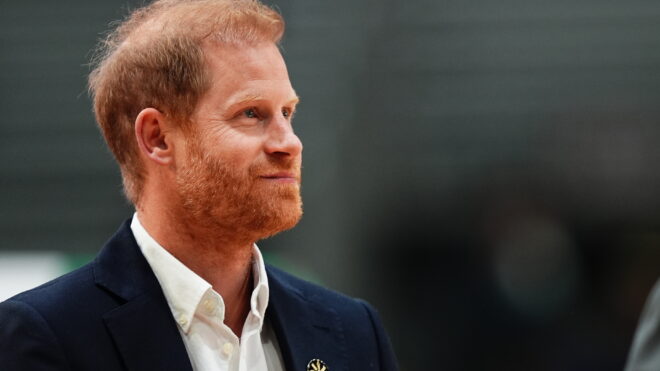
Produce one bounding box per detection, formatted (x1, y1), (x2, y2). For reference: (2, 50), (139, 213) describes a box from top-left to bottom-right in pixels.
(88, 0), (285, 205)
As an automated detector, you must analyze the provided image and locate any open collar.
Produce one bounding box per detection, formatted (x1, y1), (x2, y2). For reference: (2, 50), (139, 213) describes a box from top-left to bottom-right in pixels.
(130, 213), (271, 334)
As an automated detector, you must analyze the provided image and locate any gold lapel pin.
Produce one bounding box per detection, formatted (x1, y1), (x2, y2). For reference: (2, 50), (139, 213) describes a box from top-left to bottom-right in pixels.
(307, 358), (328, 371)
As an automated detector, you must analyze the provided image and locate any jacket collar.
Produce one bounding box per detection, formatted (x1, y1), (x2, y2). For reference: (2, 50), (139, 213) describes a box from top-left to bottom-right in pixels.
(92, 218), (193, 371)
(93, 218), (160, 300)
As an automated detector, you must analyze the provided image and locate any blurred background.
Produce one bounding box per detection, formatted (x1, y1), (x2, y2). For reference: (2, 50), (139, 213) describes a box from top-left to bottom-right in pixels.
(3, 0), (660, 369)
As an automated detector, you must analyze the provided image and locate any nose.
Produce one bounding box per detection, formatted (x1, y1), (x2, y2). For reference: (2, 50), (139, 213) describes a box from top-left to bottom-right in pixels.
(264, 116), (303, 158)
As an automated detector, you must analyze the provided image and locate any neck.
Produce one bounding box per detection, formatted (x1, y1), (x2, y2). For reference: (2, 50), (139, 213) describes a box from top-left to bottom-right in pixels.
(136, 203), (255, 336)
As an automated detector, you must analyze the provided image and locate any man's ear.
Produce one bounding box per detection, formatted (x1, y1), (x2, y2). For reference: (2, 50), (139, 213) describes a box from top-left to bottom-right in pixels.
(135, 108), (175, 165)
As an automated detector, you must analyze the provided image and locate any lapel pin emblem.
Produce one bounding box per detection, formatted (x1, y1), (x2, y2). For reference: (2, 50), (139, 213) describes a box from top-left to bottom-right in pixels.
(307, 358), (328, 371)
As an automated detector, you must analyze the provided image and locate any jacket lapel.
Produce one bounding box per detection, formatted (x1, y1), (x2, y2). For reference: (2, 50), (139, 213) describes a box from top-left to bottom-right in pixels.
(266, 266), (348, 371)
(102, 290), (192, 371)
(93, 219), (193, 371)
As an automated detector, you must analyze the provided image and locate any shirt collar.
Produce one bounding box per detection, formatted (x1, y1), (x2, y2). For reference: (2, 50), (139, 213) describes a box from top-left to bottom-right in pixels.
(130, 213), (270, 334)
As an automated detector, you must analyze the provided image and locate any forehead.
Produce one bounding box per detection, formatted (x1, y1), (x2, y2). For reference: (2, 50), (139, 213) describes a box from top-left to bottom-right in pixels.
(202, 42), (292, 89)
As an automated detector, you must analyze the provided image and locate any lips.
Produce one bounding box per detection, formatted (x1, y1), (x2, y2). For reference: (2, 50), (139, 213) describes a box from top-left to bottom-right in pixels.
(259, 172), (299, 183)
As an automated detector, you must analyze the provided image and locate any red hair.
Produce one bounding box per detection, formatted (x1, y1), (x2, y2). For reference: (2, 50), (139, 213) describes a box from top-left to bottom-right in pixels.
(88, 0), (284, 204)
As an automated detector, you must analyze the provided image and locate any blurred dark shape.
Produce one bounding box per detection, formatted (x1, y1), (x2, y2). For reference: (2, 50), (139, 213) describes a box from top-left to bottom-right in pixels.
(365, 189), (648, 371)
(487, 205), (581, 322)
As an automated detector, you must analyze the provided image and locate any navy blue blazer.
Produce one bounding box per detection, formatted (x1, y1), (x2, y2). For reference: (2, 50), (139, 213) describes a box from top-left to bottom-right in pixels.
(0, 220), (398, 370)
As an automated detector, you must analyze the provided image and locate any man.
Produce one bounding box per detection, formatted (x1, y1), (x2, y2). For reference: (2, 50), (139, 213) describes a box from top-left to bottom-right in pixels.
(0, 1), (398, 370)
(626, 280), (660, 370)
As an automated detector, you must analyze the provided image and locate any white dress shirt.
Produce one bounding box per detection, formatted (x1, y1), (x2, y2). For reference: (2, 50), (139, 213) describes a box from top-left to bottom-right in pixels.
(130, 214), (284, 371)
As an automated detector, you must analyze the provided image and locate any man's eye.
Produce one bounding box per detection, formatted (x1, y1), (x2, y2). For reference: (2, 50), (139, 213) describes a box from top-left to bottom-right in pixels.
(244, 108), (258, 118)
(282, 108), (293, 118)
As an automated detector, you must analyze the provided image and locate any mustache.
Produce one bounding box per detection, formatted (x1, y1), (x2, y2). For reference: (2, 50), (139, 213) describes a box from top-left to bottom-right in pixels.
(250, 159), (301, 179)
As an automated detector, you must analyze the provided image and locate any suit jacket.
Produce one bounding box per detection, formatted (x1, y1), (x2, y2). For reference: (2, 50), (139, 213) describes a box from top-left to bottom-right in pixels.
(0, 219), (398, 371)
(626, 279), (660, 371)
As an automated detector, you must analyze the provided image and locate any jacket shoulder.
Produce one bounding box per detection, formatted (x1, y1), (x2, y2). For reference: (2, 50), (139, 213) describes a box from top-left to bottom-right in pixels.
(0, 262), (119, 371)
(266, 264), (361, 309)
(266, 264), (399, 370)
(7, 263), (95, 306)
(4, 260), (119, 316)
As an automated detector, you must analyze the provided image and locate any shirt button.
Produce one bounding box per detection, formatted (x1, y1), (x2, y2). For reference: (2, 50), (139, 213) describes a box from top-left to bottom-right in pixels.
(222, 342), (234, 356)
(202, 299), (217, 315)
(177, 316), (188, 326)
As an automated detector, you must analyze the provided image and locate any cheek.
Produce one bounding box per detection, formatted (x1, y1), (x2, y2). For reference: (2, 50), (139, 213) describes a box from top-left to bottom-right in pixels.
(208, 131), (265, 166)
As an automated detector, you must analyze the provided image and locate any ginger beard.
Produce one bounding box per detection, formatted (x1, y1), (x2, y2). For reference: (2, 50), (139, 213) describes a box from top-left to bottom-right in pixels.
(174, 130), (302, 241)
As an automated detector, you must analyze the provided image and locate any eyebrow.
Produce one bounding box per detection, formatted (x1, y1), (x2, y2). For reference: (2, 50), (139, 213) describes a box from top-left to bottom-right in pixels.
(225, 94), (300, 113)
(227, 94), (264, 108)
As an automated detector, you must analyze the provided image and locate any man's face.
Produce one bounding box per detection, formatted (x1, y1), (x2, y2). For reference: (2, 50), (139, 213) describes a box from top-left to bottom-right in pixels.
(174, 42), (302, 240)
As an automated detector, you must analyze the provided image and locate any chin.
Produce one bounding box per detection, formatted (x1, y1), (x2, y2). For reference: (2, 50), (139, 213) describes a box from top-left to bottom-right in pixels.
(255, 200), (303, 240)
